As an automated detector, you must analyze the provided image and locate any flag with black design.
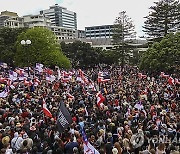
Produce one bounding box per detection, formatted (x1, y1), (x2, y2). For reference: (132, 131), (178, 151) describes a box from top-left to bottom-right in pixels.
(57, 101), (72, 133)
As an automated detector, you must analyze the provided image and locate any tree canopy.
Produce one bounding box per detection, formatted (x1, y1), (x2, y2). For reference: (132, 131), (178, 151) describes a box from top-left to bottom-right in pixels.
(61, 40), (121, 68)
(61, 41), (100, 68)
(143, 0), (180, 41)
(139, 32), (180, 73)
(112, 11), (136, 68)
(0, 27), (27, 65)
(14, 27), (71, 68)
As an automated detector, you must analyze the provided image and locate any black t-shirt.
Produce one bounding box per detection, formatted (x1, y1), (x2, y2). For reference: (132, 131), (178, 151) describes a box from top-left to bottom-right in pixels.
(105, 142), (113, 154)
(0, 141), (3, 151)
(52, 142), (64, 154)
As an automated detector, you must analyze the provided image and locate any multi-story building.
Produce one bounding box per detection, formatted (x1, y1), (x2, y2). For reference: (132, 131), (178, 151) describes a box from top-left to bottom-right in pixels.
(51, 26), (76, 40)
(0, 10), (76, 41)
(40, 4), (77, 30)
(85, 25), (114, 39)
(4, 16), (24, 28)
(4, 14), (51, 29)
(23, 14), (77, 41)
(77, 30), (86, 38)
(0, 11), (18, 27)
(23, 14), (51, 28)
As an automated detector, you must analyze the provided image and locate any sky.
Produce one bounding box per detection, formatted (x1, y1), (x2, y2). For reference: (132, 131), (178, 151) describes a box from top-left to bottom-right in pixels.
(0, 0), (159, 37)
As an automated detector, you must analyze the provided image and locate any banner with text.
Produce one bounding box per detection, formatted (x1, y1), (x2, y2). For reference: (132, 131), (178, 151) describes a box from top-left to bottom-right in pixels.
(57, 101), (72, 133)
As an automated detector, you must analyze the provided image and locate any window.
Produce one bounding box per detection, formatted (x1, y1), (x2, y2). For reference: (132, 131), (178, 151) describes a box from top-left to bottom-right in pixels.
(106, 47), (113, 50)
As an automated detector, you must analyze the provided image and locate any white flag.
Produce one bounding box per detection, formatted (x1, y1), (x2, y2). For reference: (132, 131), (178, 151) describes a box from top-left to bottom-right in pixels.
(84, 142), (100, 154)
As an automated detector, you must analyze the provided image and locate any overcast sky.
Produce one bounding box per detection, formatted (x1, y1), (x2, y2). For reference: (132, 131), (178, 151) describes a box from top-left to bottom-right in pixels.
(0, 0), (159, 37)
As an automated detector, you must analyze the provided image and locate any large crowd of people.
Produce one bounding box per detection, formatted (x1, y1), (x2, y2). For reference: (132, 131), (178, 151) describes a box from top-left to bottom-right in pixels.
(0, 64), (179, 154)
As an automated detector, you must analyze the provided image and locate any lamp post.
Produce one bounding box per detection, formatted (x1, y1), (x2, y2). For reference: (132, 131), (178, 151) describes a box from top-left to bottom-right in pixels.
(21, 40), (31, 75)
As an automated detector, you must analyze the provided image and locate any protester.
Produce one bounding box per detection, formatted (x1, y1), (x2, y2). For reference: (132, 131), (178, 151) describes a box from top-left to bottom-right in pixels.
(0, 63), (179, 154)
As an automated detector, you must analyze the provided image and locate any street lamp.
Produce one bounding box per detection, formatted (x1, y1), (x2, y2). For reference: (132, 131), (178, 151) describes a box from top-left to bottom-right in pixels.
(21, 40), (31, 75)
(21, 39), (31, 45)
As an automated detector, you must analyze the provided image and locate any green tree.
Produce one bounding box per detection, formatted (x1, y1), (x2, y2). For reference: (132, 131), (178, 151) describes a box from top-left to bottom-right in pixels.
(129, 49), (141, 66)
(112, 11), (136, 69)
(61, 40), (99, 68)
(97, 49), (119, 65)
(15, 27), (71, 68)
(143, 0), (180, 41)
(0, 27), (27, 65)
(139, 32), (180, 72)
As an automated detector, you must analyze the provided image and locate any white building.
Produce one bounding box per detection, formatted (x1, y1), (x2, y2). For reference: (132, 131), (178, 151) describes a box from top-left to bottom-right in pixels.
(40, 4), (77, 30)
(85, 25), (114, 39)
(51, 26), (76, 40)
(0, 11), (19, 27)
(4, 16), (24, 28)
(23, 14), (51, 28)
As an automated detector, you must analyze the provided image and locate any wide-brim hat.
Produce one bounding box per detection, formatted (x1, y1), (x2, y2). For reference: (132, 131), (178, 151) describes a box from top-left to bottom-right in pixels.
(160, 110), (166, 115)
(112, 147), (118, 154)
(16, 123), (21, 127)
(2, 136), (10, 145)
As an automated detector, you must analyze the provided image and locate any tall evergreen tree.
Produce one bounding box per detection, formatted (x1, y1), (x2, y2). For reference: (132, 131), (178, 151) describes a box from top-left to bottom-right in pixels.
(112, 11), (136, 69)
(143, 0), (180, 41)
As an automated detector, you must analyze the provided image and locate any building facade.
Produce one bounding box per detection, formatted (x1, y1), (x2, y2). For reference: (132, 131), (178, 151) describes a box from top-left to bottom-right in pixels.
(40, 4), (77, 30)
(77, 30), (86, 38)
(51, 26), (76, 40)
(23, 14), (51, 28)
(4, 16), (24, 28)
(85, 25), (114, 39)
(0, 11), (18, 27)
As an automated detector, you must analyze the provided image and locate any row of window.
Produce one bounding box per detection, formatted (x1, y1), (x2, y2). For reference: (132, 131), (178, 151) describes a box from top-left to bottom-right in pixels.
(45, 13), (55, 16)
(56, 36), (75, 40)
(51, 28), (75, 33)
(64, 26), (76, 29)
(63, 23), (76, 27)
(62, 13), (75, 19)
(86, 26), (113, 30)
(62, 19), (75, 24)
(48, 15), (56, 19)
(86, 34), (112, 37)
(54, 32), (74, 36)
(5, 22), (20, 27)
(86, 30), (112, 33)
(62, 11), (76, 17)
(62, 16), (75, 21)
